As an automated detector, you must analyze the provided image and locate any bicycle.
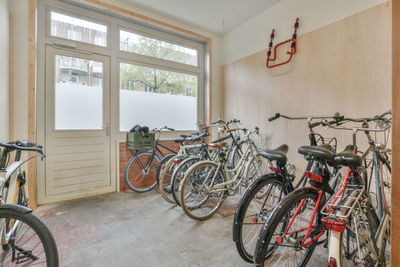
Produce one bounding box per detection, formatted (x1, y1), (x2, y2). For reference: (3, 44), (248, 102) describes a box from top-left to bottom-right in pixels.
(123, 126), (177, 193)
(159, 119), (244, 204)
(0, 204), (59, 266)
(321, 111), (391, 266)
(178, 127), (268, 221)
(252, 111), (391, 267)
(0, 141), (59, 266)
(253, 140), (344, 266)
(158, 132), (211, 204)
(169, 119), (250, 206)
(233, 113), (341, 263)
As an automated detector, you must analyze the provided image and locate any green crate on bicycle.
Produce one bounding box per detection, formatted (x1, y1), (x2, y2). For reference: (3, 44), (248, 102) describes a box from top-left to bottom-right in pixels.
(126, 132), (155, 150)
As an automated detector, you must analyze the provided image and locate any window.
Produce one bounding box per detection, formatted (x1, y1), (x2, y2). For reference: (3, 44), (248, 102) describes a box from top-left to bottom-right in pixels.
(45, 4), (204, 133)
(50, 11), (107, 47)
(120, 63), (198, 131)
(120, 30), (198, 66)
(55, 55), (103, 130)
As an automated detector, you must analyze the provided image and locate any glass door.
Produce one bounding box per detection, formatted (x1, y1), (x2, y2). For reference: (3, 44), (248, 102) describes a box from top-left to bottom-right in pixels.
(43, 46), (112, 202)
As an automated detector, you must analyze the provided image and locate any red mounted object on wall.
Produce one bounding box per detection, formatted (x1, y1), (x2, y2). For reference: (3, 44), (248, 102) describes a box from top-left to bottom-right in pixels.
(266, 18), (299, 68)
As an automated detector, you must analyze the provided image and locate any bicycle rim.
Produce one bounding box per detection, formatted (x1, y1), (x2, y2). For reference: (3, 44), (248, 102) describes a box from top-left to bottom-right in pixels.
(180, 161), (226, 221)
(124, 151), (161, 192)
(234, 175), (287, 263)
(254, 188), (321, 267)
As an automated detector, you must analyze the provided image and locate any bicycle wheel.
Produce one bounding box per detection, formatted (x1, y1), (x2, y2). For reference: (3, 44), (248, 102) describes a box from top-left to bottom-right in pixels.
(233, 174), (290, 263)
(159, 155), (187, 204)
(254, 187), (324, 267)
(124, 151), (161, 192)
(171, 157), (201, 206)
(335, 197), (385, 266)
(244, 153), (271, 187)
(0, 204), (59, 267)
(156, 154), (176, 185)
(179, 161), (227, 221)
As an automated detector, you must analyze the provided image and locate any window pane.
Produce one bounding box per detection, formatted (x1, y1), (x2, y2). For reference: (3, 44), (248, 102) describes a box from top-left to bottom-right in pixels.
(120, 63), (197, 131)
(55, 55), (103, 130)
(51, 12), (107, 47)
(120, 30), (198, 66)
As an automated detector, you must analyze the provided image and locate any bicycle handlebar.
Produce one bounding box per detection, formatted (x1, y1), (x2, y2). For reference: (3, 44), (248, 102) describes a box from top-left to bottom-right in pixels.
(268, 113), (281, 121)
(191, 133), (209, 142)
(0, 141), (44, 154)
(268, 112), (344, 129)
(321, 119), (391, 133)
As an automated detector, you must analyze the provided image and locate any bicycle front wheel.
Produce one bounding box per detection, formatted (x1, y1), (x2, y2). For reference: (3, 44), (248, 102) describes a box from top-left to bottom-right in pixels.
(179, 161), (227, 221)
(254, 187), (323, 267)
(0, 204), (59, 267)
(233, 174), (289, 263)
(124, 151), (161, 192)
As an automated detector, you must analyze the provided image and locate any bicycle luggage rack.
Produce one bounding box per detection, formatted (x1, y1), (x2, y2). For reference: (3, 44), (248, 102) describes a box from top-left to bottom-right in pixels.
(266, 18), (299, 69)
(321, 184), (365, 219)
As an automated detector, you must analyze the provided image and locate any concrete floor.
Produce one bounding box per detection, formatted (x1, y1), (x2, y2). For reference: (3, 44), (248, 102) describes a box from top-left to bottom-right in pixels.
(35, 191), (329, 267)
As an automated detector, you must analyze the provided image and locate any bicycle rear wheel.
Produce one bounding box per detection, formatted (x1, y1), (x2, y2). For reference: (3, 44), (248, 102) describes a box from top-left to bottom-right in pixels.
(159, 155), (188, 204)
(171, 157), (201, 206)
(334, 197), (384, 266)
(124, 151), (161, 192)
(179, 161), (227, 221)
(254, 187), (323, 267)
(156, 154), (176, 185)
(0, 204), (59, 267)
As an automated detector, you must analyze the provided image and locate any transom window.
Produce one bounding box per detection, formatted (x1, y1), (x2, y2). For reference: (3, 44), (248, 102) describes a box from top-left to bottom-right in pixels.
(120, 30), (198, 66)
(50, 11), (108, 47)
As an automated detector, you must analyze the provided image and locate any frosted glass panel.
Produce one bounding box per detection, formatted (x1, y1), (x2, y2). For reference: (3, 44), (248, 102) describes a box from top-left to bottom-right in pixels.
(51, 12), (107, 47)
(55, 55), (103, 130)
(120, 63), (197, 131)
(120, 30), (197, 66)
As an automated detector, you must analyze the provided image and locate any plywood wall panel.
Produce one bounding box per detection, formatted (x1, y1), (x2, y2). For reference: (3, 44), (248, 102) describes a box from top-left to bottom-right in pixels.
(224, 2), (391, 172)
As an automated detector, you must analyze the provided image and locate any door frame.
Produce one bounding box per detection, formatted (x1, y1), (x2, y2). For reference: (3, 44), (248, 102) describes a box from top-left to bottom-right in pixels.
(36, 0), (209, 204)
(38, 45), (114, 204)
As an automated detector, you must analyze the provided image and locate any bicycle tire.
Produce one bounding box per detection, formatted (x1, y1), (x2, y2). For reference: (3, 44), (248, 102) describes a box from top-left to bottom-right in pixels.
(336, 197), (385, 266)
(254, 187), (323, 267)
(171, 156), (201, 206)
(124, 151), (161, 193)
(233, 174), (291, 263)
(156, 154), (176, 185)
(0, 204), (59, 267)
(179, 160), (227, 221)
(159, 155), (188, 204)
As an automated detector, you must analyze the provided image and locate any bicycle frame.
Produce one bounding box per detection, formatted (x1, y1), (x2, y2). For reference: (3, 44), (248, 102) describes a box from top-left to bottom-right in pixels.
(0, 150), (31, 205)
(205, 139), (260, 194)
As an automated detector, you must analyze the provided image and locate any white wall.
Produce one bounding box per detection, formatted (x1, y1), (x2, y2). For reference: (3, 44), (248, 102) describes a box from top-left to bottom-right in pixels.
(0, 0), (9, 141)
(222, 0), (388, 64)
(8, 0), (29, 142)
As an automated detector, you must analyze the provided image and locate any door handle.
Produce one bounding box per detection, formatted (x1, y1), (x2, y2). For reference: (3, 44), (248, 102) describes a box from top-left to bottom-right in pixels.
(102, 122), (111, 136)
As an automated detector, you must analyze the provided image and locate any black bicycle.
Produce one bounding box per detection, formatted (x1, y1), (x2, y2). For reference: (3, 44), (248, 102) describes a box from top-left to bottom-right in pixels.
(124, 126), (179, 193)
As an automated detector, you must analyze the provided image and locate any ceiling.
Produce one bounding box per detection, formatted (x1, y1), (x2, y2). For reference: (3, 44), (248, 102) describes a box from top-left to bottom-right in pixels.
(124, 0), (283, 35)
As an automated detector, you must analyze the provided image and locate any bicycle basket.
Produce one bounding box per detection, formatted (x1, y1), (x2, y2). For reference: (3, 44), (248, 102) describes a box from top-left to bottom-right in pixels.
(126, 132), (155, 150)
